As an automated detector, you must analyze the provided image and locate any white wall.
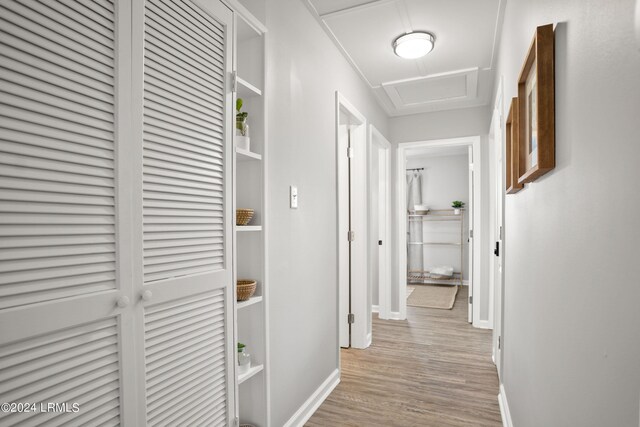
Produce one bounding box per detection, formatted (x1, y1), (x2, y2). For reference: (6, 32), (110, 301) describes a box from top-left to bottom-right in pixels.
(495, 0), (640, 425)
(263, 0), (390, 425)
(405, 153), (470, 280)
(390, 106), (491, 143)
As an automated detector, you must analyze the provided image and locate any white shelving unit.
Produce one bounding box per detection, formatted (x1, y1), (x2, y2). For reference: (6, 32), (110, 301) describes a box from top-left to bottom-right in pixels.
(407, 209), (465, 286)
(232, 3), (269, 427)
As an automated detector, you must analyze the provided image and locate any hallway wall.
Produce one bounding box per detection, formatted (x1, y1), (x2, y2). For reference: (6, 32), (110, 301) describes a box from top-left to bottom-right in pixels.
(495, 1), (640, 425)
(262, 0), (390, 425)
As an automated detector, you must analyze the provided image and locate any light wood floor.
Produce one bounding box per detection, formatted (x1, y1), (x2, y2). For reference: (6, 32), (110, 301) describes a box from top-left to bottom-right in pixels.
(306, 286), (502, 427)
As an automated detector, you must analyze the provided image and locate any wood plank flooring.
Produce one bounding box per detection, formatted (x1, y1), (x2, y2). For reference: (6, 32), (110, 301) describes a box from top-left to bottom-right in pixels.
(306, 286), (502, 427)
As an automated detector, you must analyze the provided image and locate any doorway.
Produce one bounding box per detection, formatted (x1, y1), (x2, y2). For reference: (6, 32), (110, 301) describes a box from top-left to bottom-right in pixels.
(336, 92), (368, 349)
(368, 125), (392, 329)
(397, 137), (484, 325)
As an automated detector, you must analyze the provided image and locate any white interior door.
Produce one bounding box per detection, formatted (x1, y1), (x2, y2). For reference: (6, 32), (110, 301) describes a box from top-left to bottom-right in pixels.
(0, 0), (235, 425)
(493, 110), (505, 379)
(467, 146), (474, 323)
(137, 0), (235, 425)
(0, 0), (134, 424)
(337, 94), (367, 349)
(338, 117), (350, 348)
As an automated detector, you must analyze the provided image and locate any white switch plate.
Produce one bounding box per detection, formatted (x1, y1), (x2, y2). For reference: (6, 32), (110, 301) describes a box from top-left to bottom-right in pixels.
(290, 186), (298, 209)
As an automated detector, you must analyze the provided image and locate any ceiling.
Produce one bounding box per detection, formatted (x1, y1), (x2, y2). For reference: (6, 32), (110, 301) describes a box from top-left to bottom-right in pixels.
(305, 0), (504, 116)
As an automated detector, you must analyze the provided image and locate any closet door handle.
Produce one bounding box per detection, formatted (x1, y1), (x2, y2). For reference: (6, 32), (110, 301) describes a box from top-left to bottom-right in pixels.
(116, 296), (130, 308)
(494, 241), (500, 257)
(141, 290), (153, 302)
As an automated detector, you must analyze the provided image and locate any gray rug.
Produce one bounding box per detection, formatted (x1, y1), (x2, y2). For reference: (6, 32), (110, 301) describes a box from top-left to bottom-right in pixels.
(407, 284), (458, 309)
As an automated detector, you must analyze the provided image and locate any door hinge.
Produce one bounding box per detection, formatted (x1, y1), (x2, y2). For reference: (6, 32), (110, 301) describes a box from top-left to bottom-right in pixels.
(347, 147), (354, 158)
(348, 230), (355, 242)
(498, 336), (501, 350)
(469, 295), (473, 304)
(378, 240), (383, 246)
(231, 71), (237, 92)
(348, 313), (355, 324)
(469, 229), (474, 239)
(499, 226), (503, 240)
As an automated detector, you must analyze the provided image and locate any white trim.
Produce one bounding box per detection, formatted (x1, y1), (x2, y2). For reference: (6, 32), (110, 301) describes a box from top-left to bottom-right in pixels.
(396, 136), (483, 324)
(498, 384), (513, 427)
(372, 305), (380, 313)
(283, 369), (340, 427)
(474, 320), (491, 330)
(388, 311), (403, 320)
(365, 332), (372, 348)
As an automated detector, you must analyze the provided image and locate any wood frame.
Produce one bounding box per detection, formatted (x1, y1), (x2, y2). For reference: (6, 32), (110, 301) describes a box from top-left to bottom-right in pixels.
(517, 23), (555, 184)
(506, 97), (524, 194)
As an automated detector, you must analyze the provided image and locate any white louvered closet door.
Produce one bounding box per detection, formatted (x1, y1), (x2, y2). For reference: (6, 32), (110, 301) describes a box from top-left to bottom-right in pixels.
(136, 0), (235, 426)
(0, 0), (135, 426)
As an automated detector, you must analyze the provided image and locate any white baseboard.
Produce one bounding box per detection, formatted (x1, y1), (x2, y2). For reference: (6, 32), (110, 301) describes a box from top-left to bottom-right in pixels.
(283, 369), (340, 427)
(498, 384), (513, 427)
(388, 311), (405, 320)
(462, 280), (470, 286)
(365, 332), (372, 348)
(474, 319), (492, 329)
(372, 305), (380, 313)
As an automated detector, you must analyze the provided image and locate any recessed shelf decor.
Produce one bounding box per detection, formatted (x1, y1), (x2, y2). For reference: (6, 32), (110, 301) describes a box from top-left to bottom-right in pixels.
(238, 364), (264, 385)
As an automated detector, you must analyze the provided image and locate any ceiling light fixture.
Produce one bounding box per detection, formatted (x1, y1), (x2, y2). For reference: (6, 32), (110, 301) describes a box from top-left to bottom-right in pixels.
(393, 32), (435, 59)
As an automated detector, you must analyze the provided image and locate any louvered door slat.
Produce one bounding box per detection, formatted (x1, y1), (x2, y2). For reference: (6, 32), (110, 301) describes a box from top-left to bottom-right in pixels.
(0, 319), (121, 426)
(145, 291), (228, 426)
(0, 0), (117, 309)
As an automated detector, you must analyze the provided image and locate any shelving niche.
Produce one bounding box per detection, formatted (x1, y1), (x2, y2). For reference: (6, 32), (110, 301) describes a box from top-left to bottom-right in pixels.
(232, 4), (269, 427)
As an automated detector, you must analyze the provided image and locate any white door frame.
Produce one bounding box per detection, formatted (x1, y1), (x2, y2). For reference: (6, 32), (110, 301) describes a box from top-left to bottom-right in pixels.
(396, 136), (483, 324)
(491, 78), (506, 378)
(336, 92), (368, 349)
(368, 125), (392, 325)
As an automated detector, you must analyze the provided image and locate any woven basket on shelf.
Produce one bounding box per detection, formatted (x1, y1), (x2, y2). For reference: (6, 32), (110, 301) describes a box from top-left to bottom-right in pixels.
(236, 280), (257, 301)
(236, 208), (254, 226)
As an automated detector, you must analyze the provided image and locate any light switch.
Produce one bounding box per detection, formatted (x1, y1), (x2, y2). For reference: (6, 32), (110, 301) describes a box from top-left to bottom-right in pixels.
(290, 186), (298, 209)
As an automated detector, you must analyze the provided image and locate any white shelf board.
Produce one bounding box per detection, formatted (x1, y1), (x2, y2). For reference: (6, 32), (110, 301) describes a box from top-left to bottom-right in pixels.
(236, 147), (262, 161)
(236, 225), (262, 232)
(237, 295), (263, 309)
(237, 76), (262, 98)
(238, 364), (264, 385)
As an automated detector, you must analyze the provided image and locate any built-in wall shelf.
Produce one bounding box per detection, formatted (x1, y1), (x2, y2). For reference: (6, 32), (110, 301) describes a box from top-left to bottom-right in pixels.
(238, 364), (264, 385)
(237, 295), (263, 309)
(237, 76), (262, 98)
(236, 225), (262, 232)
(233, 3), (268, 425)
(236, 147), (262, 162)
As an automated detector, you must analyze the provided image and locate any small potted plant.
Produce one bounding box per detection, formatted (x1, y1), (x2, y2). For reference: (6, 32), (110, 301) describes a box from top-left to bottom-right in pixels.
(235, 98), (250, 150)
(237, 342), (251, 374)
(452, 201), (465, 215)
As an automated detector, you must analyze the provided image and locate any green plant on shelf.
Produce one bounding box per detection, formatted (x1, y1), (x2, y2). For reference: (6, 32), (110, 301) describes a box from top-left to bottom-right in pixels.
(451, 201), (465, 209)
(236, 98), (248, 136)
(237, 342), (245, 352)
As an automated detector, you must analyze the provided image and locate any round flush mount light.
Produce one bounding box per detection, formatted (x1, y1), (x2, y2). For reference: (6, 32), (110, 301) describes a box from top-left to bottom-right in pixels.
(393, 31), (435, 59)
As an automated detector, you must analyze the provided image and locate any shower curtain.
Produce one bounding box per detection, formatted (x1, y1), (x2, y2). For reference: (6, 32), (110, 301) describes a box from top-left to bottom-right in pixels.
(407, 172), (423, 274)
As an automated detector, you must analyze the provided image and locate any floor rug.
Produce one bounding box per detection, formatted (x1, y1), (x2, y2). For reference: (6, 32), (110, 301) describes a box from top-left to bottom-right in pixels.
(407, 284), (458, 309)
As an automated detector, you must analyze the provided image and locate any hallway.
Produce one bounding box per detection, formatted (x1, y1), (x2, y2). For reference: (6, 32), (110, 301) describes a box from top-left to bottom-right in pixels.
(307, 287), (501, 426)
